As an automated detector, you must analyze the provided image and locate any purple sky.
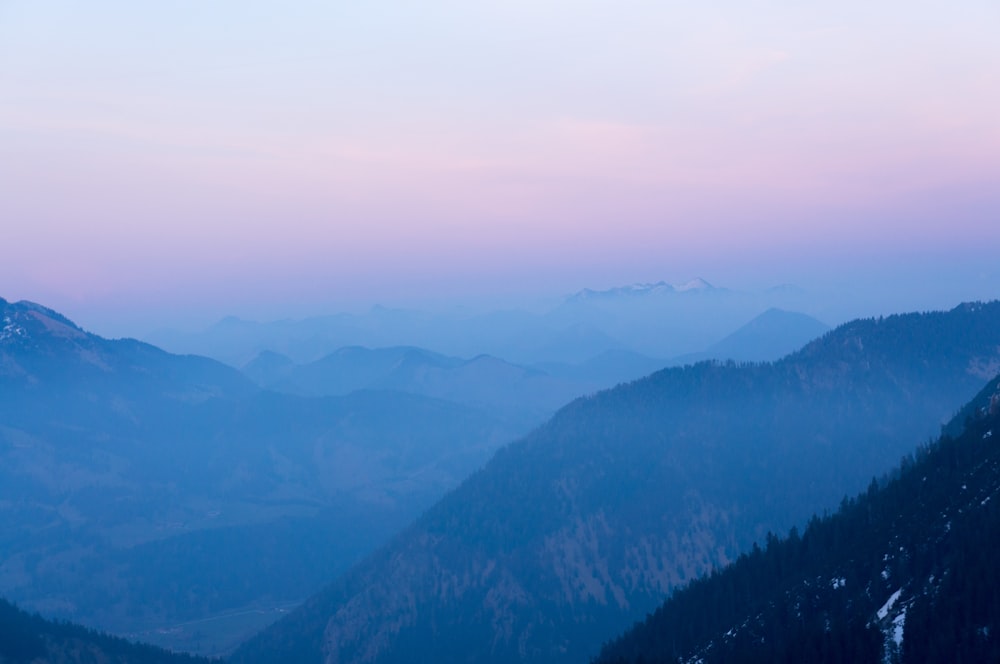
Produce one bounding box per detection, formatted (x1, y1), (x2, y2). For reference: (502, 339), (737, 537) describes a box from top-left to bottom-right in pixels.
(2, 1), (998, 335)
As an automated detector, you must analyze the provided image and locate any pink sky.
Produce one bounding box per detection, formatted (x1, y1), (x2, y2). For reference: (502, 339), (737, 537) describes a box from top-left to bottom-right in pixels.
(1, 1), (998, 334)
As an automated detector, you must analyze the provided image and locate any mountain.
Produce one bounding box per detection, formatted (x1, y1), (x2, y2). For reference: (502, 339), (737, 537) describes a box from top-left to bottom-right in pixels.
(242, 346), (593, 427)
(672, 308), (830, 364)
(147, 281), (819, 366)
(595, 374), (1000, 664)
(0, 596), (214, 664)
(0, 299), (518, 655)
(0, 298), (257, 400)
(246, 346), (460, 394)
(545, 280), (815, 361)
(565, 278), (717, 302)
(231, 301), (1000, 664)
(241, 349), (296, 385)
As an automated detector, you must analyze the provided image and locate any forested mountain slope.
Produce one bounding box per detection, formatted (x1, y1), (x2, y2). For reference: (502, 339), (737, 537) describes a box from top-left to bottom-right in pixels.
(232, 302), (1000, 664)
(0, 596), (214, 664)
(596, 373), (1000, 664)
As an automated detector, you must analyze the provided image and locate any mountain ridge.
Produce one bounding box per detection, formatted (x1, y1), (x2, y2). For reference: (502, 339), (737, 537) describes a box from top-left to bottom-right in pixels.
(595, 372), (1000, 663)
(146, 280), (815, 365)
(566, 278), (717, 302)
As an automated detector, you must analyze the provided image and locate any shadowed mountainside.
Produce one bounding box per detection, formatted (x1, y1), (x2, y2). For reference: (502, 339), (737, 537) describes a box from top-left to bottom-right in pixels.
(596, 374), (1000, 664)
(0, 595), (215, 664)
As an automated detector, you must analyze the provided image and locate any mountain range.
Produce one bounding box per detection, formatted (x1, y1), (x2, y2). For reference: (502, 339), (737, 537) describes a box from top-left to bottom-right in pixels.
(147, 280), (819, 366)
(565, 278), (717, 301)
(0, 297), (518, 655)
(241, 346), (588, 428)
(237, 308), (829, 429)
(0, 295), (831, 657)
(6, 295), (997, 662)
(232, 301), (1000, 664)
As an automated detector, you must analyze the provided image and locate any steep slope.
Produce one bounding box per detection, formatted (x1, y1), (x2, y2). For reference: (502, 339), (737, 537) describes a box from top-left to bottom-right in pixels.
(232, 301), (1000, 664)
(595, 374), (1000, 664)
(0, 596), (214, 664)
(0, 299), (518, 655)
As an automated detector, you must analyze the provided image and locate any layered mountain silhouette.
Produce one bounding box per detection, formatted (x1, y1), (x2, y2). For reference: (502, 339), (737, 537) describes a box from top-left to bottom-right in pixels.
(232, 302), (1000, 664)
(596, 373), (1000, 663)
(0, 298), (517, 655)
(148, 280), (817, 365)
(243, 345), (593, 426)
(565, 278), (717, 302)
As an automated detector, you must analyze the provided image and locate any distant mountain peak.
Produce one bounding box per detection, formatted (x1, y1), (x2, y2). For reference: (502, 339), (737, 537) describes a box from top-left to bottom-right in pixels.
(567, 278), (715, 302)
(674, 277), (713, 292)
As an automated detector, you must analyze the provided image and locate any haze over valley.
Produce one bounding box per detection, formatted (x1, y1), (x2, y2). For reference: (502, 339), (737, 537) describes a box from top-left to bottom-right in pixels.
(2, 1), (999, 662)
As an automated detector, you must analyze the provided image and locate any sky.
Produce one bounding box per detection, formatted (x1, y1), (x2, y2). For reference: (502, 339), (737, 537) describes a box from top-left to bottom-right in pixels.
(2, 1), (999, 336)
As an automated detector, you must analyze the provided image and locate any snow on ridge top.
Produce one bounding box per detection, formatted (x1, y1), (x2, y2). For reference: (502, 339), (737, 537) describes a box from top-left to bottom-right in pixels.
(623, 278), (713, 293)
(675, 278), (713, 292)
(569, 278), (714, 300)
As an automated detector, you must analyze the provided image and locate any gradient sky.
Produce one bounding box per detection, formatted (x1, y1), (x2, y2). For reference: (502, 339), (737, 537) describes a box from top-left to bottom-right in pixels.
(2, 1), (999, 335)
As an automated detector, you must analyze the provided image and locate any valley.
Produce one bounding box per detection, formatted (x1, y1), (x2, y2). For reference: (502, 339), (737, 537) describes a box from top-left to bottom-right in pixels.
(3, 297), (999, 662)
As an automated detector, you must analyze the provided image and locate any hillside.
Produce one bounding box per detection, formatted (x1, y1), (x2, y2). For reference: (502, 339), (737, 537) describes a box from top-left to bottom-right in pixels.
(0, 596), (213, 664)
(596, 374), (1000, 663)
(0, 299), (518, 655)
(231, 301), (1000, 664)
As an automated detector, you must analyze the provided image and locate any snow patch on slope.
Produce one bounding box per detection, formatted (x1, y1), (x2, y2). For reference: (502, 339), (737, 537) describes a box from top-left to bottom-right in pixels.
(1, 315), (27, 342)
(877, 588), (902, 620)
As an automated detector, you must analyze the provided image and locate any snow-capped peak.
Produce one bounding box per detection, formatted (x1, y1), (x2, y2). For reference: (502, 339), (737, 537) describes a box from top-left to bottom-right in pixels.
(674, 278), (713, 292)
(568, 278), (715, 301)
